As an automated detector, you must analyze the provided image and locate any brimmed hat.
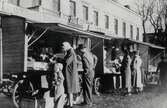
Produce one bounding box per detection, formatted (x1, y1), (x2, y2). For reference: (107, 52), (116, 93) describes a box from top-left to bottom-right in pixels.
(78, 44), (86, 50)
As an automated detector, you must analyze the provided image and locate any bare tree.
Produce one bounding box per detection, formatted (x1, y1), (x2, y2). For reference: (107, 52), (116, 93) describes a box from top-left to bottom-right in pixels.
(136, 0), (154, 41)
(148, 0), (166, 34)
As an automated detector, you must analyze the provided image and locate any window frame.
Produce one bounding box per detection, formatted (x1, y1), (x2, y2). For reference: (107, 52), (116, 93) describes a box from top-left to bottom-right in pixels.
(122, 22), (126, 37)
(105, 15), (109, 29)
(83, 5), (89, 21)
(130, 25), (133, 39)
(93, 10), (99, 26)
(69, 0), (76, 17)
(136, 27), (139, 40)
(114, 19), (118, 35)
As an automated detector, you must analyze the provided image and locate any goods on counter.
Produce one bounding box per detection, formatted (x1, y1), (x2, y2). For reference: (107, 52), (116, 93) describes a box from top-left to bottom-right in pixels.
(27, 61), (49, 71)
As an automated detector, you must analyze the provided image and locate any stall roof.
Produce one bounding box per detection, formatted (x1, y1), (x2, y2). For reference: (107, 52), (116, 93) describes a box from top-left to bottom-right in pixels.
(30, 23), (112, 40)
(112, 38), (165, 50)
(126, 38), (165, 50)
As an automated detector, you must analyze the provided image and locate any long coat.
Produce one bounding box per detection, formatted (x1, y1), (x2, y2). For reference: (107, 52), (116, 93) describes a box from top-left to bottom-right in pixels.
(133, 55), (143, 88)
(157, 61), (167, 86)
(82, 50), (95, 104)
(121, 55), (132, 89)
(63, 48), (79, 94)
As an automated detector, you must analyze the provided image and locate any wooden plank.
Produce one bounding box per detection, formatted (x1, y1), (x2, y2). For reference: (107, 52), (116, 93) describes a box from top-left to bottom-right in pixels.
(2, 16), (25, 74)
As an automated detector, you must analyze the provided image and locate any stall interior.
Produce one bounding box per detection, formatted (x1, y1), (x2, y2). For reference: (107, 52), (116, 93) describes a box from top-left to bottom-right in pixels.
(26, 25), (73, 71)
(103, 39), (131, 74)
(101, 39), (146, 91)
(26, 24), (90, 71)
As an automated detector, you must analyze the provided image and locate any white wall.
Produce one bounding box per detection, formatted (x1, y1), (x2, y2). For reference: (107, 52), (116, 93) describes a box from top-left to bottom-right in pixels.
(10, 0), (143, 41)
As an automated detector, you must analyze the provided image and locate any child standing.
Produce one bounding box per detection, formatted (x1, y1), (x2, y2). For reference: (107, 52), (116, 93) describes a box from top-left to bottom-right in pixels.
(53, 63), (66, 108)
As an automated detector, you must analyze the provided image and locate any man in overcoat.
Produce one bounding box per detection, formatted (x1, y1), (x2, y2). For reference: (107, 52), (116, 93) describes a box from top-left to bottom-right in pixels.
(62, 42), (78, 107)
(78, 45), (95, 107)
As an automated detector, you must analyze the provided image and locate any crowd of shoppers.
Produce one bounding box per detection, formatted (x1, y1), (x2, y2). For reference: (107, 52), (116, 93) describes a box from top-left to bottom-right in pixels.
(39, 42), (97, 108)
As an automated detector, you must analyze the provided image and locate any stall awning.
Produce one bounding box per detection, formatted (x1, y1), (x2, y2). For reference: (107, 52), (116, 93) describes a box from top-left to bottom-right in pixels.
(112, 38), (165, 50)
(29, 23), (112, 40)
(126, 38), (165, 50)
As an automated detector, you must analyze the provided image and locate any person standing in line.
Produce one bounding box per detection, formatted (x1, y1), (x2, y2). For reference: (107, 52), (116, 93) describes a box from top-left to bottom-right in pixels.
(132, 50), (143, 93)
(156, 56), (167, 88)
(62, 42), (78, 107)
(78, 44), (95, 107)
(121, 50), (132, 95)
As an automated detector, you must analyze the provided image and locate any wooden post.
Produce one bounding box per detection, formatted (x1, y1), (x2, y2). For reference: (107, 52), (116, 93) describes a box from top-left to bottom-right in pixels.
(0, 27), (2, 82)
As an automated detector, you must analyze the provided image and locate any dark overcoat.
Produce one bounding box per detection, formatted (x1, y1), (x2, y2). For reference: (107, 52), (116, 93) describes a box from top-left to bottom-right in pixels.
(63, 48), (79, 93)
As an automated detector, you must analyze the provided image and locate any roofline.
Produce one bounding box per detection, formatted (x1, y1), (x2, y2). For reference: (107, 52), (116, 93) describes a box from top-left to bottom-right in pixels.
(107, 0), (142, 18)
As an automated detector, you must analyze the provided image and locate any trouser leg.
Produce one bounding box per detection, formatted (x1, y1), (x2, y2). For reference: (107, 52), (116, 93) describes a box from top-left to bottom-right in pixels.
(69, 93), (73, 107)
(83, 73), (94, 104)
(54, 94), (66, 108)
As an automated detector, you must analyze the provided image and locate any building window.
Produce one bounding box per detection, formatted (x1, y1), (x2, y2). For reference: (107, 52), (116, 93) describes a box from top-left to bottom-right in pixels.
(93, 11), (99, 26)
(114, 19), (118, 35)
(83, 5), (88, 21)
(8, 0), (20, 6)
(105, 15), (109, 29)
(130, 25), (133, 39)
(123, 22), (126, 37)
(53, 0), (60, 12)
(70, 1), (76, 17)
(136, 27), (139, 40)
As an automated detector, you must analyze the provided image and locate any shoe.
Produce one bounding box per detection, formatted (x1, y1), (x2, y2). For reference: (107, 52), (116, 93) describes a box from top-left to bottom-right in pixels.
(127, 93), (132, 96)
(79, 102), (95, 107)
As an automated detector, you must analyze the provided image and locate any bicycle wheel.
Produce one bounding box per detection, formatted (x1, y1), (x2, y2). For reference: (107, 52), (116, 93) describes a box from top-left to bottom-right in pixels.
(12, 79), (34, 108)
(93, 77), (101, 95)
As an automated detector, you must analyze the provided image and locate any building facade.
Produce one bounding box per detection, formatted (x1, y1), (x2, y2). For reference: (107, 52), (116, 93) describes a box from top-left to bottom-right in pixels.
(1, 0), (143, 40)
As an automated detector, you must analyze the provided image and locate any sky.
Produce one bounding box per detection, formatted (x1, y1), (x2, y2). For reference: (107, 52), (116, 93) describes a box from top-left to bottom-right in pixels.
(119, 0), (134, 5)
(118, 0), (137, 11)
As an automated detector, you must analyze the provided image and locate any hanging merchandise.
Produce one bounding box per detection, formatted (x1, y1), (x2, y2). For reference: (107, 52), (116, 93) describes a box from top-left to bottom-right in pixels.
(133, 44), (137, 51)
(123, 45), (127, 51)
(129, 45), (133, 52)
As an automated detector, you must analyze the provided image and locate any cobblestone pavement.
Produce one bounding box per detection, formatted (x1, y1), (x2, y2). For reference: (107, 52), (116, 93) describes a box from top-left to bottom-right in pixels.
(1, 85), (167, 108)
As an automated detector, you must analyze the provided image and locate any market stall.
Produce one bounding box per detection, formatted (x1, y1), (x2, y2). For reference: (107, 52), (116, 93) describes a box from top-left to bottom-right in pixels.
(100, 38), (165, 92)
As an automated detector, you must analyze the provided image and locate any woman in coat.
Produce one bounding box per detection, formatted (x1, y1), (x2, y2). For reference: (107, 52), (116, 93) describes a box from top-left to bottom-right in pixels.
(132, 51), (143, 93)
(62, 42), (79, 107)
(121, 50), (132, 95)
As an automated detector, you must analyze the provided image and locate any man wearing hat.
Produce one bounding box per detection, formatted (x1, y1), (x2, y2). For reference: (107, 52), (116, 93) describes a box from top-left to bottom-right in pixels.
(77, 44), (97, 107)
(156, 55), (167, 88)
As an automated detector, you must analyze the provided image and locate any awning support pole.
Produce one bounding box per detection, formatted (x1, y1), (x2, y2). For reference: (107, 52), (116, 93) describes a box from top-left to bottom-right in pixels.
(149, 52), (163, 64)
(28, 27), (49, 47)
(91, 41), (103, 51)
(27, 31), (37, 42)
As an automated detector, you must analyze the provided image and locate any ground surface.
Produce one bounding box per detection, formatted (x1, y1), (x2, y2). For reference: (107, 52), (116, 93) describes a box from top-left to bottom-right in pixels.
(1, 85), (167, 108)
